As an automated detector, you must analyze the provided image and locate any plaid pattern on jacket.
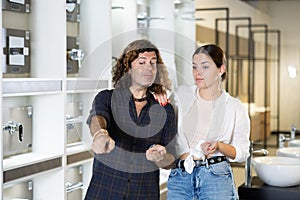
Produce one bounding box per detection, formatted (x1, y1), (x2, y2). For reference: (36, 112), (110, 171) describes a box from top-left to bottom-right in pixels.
(85, 89), (176, 200)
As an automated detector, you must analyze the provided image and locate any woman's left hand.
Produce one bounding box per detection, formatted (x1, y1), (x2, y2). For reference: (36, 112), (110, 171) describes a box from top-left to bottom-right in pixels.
(146, 144), (167, 162)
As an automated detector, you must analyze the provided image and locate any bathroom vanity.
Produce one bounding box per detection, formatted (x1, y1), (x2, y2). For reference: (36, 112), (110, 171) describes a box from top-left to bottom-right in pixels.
(238, 177), (300, 200)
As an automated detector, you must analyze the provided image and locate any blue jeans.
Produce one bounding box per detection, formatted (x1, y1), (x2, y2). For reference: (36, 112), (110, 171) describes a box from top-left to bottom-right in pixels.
(167, 161), (239, 200)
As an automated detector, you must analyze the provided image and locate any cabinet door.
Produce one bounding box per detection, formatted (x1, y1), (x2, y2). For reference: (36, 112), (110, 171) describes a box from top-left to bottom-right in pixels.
(66, 165), (84, 200)
(3, 105), (32, 157)
(3, 180), (33, 200)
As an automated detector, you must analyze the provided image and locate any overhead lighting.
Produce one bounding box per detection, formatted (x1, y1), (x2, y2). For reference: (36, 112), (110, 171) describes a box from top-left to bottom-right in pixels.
(174, 0), (181, 4)
(288, 65), (297, 79)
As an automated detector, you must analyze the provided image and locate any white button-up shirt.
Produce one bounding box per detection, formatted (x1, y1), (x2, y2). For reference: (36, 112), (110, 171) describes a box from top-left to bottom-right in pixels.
(171, 85), (250, 163)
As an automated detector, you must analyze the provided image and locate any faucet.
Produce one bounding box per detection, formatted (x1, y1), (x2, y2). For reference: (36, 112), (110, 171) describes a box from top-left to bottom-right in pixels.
(278, 125), (297, 148)
(2, 121), (24, 142)
(245, 141), (269, 187)
(278, 134), (290, 148)
(291, 124), (296, 141)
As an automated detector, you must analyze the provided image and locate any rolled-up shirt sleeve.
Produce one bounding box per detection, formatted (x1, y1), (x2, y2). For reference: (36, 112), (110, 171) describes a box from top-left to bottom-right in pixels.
(86, 90), (112, 128)
(228, 101), (250, 162)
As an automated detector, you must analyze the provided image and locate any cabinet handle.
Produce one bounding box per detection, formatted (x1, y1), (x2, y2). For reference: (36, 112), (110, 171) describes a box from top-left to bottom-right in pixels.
(18, 124), (23, 142)
(66, 115), (83, 124)
(66, 182), (84, 193)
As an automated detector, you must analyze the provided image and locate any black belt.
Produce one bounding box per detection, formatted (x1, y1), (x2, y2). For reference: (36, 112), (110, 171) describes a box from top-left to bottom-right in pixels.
(173, 156), (227, 171)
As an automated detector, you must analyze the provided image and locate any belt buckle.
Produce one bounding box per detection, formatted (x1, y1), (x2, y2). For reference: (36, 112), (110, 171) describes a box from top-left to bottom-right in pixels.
(175, 160), (185, 171)
(177, 160), (181, 168)
(205, 158), (209, 168)
(179, 160), (186, 171)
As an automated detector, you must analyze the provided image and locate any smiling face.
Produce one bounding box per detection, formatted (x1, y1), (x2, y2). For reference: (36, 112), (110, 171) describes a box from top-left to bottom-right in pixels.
(192, 52), (222, 90)
(130, 51), (157, 89)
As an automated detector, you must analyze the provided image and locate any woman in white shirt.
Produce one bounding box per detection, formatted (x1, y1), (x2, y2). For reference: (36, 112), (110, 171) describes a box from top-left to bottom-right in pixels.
(163, 44), (250, 200)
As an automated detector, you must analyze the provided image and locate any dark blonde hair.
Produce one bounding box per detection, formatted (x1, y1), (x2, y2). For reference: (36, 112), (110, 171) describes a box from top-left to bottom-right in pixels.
(112, 39), (171, 94)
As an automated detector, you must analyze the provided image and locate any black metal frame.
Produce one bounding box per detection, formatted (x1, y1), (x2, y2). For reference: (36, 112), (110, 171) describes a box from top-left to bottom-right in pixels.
(217, 20), (281, 148)
(196, 8), (281, 148)
(236, 24), (281, 148)
(216, 17), (253, 110)
(195, 8), (230, 89)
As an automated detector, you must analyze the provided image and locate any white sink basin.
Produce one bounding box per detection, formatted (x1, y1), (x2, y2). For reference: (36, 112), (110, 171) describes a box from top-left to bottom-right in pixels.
(277, 147), (300, 159)
(252, 156), (300, 187)
(289, 139), (300, 147)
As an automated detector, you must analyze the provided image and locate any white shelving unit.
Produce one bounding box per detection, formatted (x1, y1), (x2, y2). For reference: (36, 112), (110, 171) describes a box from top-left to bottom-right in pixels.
(0, 0), (111, 199)
(1, 0), (195, 199)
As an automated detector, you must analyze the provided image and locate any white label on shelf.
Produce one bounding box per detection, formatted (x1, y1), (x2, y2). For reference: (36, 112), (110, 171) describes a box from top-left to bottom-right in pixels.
(9, 36), (24, 48)
(9, 54), (25, 65)
(9, 0), (25, 5)
(23, 47), (29, 56)
(9, 36), (25, 65)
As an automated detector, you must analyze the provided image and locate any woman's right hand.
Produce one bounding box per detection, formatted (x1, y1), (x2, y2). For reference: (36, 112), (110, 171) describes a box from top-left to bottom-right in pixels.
(153, 92), (170, 106)
(200, 141), (218, 157)
(91, 129), (115, 154)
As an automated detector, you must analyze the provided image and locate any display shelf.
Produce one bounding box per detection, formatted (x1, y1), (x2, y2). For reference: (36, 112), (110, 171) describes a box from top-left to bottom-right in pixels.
(66, 142), (91, 156)
(66, 78), (108, 93)
(3, 153), (62, 184)
(0, 0), (110, 198)
(2, 78), (62, 97)
(66, 141), (93, 167)
(0, 0), (183, 199)
(3, 168), (64, 200)
(67, 153), (93, 167)
(2, 95), (65, 166)
(3, 152), (62, 171)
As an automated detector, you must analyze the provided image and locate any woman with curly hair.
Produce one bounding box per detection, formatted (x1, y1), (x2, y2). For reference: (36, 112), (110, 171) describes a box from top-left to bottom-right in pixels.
(85, 39), (177, 200)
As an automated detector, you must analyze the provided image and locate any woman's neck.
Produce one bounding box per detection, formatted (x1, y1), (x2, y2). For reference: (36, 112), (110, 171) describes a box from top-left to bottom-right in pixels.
(129, 86), (147, 99)
(198, 87), (222, 101)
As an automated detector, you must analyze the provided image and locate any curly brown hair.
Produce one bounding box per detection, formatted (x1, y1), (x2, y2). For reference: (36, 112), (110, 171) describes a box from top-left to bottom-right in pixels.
(112, 39), (172, 94)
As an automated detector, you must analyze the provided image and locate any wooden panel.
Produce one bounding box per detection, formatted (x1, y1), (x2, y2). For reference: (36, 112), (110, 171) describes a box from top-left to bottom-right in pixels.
(67, 151), (93, 165)
(4, 157), (62, 183)
(250, 111), (271, 142)
(250, 113), (261, 141)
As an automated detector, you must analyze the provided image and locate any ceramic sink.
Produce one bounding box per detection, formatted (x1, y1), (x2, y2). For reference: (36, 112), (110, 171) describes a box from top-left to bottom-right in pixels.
(277, 147), (300, 159)
(252, 156), (300, 187)
(289, 139), (300, 147)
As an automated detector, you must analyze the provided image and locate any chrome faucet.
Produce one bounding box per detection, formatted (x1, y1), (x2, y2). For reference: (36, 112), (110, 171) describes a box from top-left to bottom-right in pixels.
(2, 121), (24, 142)
(291, 124), (296, 141)
(245, 141), (269, 187)
(278, 134), (290, 148)
(278, 125), (297, 148)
